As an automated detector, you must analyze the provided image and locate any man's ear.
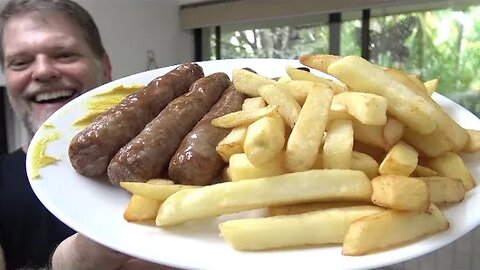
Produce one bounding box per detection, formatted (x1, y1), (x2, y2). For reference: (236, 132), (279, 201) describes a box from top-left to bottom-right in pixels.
(102, 53), (112, 82)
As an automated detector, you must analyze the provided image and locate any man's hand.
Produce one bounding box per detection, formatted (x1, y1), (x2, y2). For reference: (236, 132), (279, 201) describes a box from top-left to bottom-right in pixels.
(52, 233), (175, 270)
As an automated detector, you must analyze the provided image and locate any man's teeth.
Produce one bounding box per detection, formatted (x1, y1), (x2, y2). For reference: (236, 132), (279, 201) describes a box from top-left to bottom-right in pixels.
(34, 90), (75, 102)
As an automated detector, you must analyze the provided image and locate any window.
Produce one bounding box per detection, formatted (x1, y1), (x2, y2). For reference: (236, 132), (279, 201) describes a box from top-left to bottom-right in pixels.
(370, 6), (480, 116)
(200, 4), (480, 117)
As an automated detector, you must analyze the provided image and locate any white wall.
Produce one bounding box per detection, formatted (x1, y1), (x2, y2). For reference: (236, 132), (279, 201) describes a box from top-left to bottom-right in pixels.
(4, 0), (195, 152)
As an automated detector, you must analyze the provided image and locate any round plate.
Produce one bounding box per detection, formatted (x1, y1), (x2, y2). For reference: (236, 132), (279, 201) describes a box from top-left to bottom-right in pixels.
(26, 59), (480, 270)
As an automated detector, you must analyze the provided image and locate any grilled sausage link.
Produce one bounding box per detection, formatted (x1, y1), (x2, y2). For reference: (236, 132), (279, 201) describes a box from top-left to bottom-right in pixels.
(107, 72), (231, 186)
(168, 85), (246, 185)
(68, 63), (204, 177)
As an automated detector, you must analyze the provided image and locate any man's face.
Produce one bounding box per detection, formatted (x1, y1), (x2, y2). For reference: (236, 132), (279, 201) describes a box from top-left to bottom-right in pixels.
(2, 11), (111, 136)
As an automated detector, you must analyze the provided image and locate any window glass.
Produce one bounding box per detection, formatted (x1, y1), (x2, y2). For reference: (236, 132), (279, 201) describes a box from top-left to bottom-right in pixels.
(212, 23), (329, 60)
(341, 19), (362, 56)
(370, 6), (480, 116)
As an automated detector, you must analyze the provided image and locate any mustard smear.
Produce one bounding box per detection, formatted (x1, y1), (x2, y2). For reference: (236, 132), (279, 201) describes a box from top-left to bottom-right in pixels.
(72, 84), (144, 128)
(30, 130), (61, 179)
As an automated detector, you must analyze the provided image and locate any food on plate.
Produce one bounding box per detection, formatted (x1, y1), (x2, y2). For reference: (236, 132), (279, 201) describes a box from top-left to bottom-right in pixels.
(72, 84), (145, 128)
(219, 205), (384, 251)
(332, 92), (387, 126)
(342, 204), (449, 256)
(378, 141), (418, 176)
(371, 175), (429, 211)
(226, 153), (287, 181)
(68, 63), (204, 177)
(322, 119), (354, 169)
(156, 169), (373, 226)
(328, 56), (437, 135)
(119, 180), (197, 200)
(243, 113), (285, 167)
(426, 151), (476, 190)
(299, 53), (341, 73)
(61, 54), (478, 257)
(419, 176), (465, 204)
(28, 126), (61, 179)
(285, 84), (333, 172)
(231, 68), (275, 97)
(107, 72), (230, 185)
(211, 104), (278, 128)
(464, 129), (480, 152)
(257, 84), (301, 128)
(285, 65), (347, 94)
(168, 84), (247, 185)
(350, 151), (379, 179)
(423, 78), (439, 95)
(123, 194), (162, 222)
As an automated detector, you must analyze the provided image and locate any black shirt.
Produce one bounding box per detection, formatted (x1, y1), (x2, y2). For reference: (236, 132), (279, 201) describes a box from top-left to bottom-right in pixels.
(0, 148), (75, 270)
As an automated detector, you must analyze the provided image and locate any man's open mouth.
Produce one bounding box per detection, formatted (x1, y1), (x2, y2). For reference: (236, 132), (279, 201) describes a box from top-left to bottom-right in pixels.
(33, 90), (76, 104)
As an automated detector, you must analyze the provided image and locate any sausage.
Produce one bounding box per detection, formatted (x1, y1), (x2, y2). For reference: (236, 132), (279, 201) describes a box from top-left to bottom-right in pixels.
(168, 84), (246, 185)
(107, 72), (231, 186)
(68, 63), (204, 177)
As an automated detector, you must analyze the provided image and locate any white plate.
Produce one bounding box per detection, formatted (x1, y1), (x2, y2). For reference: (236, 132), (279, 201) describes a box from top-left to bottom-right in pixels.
(26, 59), (480, 270)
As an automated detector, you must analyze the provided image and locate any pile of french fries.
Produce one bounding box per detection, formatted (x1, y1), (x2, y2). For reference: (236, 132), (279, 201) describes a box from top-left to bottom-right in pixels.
(120, 55), (480, 256)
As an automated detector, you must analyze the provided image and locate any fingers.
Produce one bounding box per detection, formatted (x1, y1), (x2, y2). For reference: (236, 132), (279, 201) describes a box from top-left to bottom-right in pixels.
(51, 233), (130, 270)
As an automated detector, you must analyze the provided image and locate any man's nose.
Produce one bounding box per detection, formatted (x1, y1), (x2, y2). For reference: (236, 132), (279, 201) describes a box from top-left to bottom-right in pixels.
(31, 56), (60, 81)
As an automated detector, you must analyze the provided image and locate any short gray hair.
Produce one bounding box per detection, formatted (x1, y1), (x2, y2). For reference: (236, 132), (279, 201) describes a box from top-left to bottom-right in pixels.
(0, 0), (106, 67)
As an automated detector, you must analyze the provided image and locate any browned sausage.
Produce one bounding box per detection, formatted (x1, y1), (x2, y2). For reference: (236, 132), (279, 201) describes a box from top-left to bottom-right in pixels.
(107, 72), (230, 186)
(68, 63), (204, 177)
(168, 84), (246, 185)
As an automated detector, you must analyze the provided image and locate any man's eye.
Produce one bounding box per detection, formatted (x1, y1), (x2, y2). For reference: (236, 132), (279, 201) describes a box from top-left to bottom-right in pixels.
(8, 60), (29, 70)
(56, 53), (78, 61)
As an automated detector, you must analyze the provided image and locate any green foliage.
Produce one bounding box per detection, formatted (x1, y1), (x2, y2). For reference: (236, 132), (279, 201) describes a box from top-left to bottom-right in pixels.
(213, 6), (480, 117)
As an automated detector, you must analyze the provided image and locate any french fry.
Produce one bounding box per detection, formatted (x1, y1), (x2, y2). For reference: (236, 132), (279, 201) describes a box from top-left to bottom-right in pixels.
(327, 56), (437, 135)
(424, 79), (439, 96)
(352, 119), (385, 149)
(156, 169), (373, 226)
(123, 194), (162, 222)
(333, 92), (387, 126)
(383, 117), (404, 150)
(463, 129), (480, 153)
(378, 141), (418, 176)
(242, 96), (266, 111)
(220, 206), (384, 251)
(427, 152), (476, 190)
(286, 66), (347, 94)
(385, 68), (428, 96)
(120, 181), (197, 200)
(412, 165), (438, 177)
(216, 126), (247, 162)
(419, 176), (465, 204)
(276, 74), (291, 83)
(285, 86), (333, 172)
(268, 201), (367, 216)
(403, 127), (453, 158)
(243, 114), (285, 166)
(258, 84), (301, 128)
(323, 119), (353, 169)
(350, 151), (379, 179)
(371, 175), (429, 211)
(353, 141), (386, 164)
(299, 54), (342, 73)
(228, 153), (287, 181)
(342, 204), (449, 256)
(386, 66), (469, 151)
(211, 105), (278, 128)
(275, 80), (328, 105)
(232, 68), (275, 97)
(329, 103), (352, 123)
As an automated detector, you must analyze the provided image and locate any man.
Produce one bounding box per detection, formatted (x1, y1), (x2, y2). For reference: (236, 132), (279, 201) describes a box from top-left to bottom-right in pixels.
(0, 1), (168, 269)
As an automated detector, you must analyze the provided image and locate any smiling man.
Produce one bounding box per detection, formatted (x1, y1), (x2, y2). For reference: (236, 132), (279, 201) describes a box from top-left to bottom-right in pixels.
(0, 0), (114, 269)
